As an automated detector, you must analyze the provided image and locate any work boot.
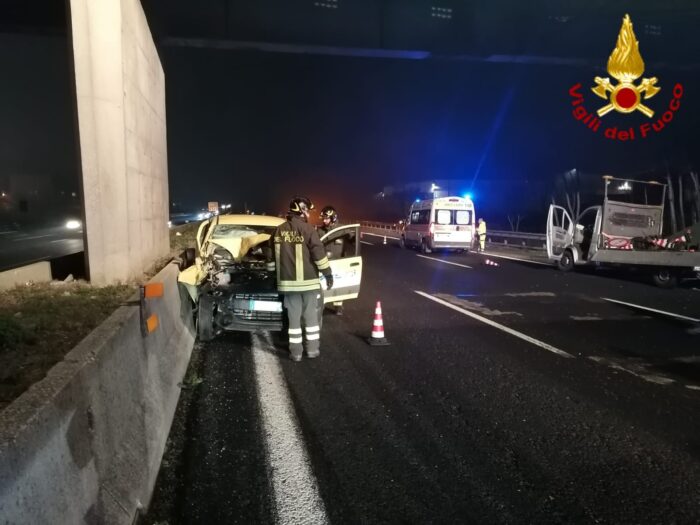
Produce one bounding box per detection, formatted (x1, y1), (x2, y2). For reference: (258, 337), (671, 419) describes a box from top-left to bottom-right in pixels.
(290, 346), (303, 362)
(306, 348), (320, 359)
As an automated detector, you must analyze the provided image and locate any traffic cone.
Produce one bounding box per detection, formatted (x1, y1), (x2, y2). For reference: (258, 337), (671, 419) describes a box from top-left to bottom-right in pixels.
(368, 300), (390, 346)
(484, 259), (500, 267)
(383, 236), (387, 245)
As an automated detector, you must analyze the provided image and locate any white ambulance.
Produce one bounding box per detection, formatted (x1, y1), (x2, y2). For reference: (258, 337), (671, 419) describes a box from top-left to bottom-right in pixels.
(400, 196), (475, 253)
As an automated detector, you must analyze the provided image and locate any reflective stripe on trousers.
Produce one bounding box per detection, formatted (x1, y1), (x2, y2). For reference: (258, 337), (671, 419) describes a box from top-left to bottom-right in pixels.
(283, 291), (322, 356)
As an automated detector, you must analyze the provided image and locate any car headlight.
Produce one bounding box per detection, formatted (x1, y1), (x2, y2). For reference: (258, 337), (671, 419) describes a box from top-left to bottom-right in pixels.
(65, 219), (82, 230)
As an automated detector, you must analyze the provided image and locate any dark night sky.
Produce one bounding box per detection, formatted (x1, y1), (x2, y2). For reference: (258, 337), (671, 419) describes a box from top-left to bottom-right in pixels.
(164, 48), (700, 215)
(2, 2), (700, 220)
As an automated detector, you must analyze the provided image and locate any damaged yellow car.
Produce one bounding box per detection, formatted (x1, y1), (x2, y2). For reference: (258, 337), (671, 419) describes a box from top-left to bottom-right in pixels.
(178, 214), (362, 341)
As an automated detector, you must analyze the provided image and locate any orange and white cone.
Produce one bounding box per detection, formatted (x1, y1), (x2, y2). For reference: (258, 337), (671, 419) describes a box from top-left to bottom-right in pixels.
(383, 236), (387, 245)
(484, 259), (500, 267)
(368, 300), (390, 346)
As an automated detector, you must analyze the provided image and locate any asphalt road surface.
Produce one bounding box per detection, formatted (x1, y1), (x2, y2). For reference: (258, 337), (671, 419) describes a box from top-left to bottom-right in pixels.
(145, 239), (700, 524)
(0, 226), (84, 271)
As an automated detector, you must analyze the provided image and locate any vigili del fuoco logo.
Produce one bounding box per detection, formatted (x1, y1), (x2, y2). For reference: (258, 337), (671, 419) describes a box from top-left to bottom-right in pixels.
(568, 14), (684, 141)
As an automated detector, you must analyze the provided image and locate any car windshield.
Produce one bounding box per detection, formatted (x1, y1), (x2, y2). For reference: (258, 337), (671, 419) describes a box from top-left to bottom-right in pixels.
(210, 224), (274, 239)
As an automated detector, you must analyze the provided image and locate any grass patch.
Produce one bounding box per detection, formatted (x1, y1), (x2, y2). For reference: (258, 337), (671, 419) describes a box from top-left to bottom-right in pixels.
(170, 222), (200, 256)
(0, 281), (136, 411)
(0, 222), (202, 413)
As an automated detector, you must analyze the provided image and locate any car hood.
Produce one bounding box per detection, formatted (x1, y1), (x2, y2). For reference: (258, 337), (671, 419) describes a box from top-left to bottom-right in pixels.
(208, 233), (271, 261)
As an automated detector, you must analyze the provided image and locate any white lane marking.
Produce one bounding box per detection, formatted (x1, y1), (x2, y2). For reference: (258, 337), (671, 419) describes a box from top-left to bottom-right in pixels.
(415, 291), (574, 359)
(0, 231), (18, 235)
(361, 231), (400, 240)
(13, 234), (52, 241)
(588, 356), (676, 385)
(416, 254), (472, 269)
(360, 240), (374, 246)
(686, 385), (700, 391)
(570, 316), (602, 321)
(252, 332), (329, 525)
(602, 297), (700, 323)
(478, 251), (553, 267)
(505, 292), (556, 297)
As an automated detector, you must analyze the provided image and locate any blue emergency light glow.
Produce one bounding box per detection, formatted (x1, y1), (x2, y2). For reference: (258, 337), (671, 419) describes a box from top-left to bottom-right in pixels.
(415, 198), (421, 202)
(463, 193), (473, 201)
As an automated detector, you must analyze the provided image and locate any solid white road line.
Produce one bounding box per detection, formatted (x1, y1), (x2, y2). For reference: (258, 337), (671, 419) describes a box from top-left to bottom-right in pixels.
(13, 234), (52, 241)
(361, 231), (400, 240)
(479, 251), (553, 267)
(360, 240), (374, 245)
(252, 332), (329, 525)
(415, 291), (574, 359)
(415, 254), (472, 269)
(602, 297), (700, 323)
(588, 356), (676, 385)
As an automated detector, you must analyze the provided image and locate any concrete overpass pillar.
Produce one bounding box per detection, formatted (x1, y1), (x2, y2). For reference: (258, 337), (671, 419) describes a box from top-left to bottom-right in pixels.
(68, 0), (169, 284)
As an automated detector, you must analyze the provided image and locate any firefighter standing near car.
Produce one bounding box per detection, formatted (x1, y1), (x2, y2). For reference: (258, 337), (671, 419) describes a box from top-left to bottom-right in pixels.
(477, 217), (487, 252)
(318, 205), (348, 316)
(271, 197), (333, 361)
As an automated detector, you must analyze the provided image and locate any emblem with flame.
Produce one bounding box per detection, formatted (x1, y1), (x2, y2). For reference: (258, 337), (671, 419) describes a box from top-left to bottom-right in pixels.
(592, 14), (660, 118)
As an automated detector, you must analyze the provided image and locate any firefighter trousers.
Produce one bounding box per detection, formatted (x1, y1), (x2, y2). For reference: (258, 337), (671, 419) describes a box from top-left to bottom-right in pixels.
(284, 290), (322, 358)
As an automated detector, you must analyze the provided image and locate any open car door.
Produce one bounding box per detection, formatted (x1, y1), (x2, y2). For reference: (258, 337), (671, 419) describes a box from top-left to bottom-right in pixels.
(319, 224), (362, 303)
(546, 205), (574, 260)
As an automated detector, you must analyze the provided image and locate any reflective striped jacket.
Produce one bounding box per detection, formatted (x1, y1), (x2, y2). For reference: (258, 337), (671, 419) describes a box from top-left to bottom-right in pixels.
(273, 216), (332, 292)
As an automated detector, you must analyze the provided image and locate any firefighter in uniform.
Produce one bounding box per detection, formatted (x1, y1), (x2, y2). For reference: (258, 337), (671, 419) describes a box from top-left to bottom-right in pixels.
(477, 217), (487, 252)
(272, 197), (333, 361)
(318, 205), (347, 315)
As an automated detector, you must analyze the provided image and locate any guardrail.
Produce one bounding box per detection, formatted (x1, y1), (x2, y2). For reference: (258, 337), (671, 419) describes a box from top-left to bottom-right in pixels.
(487, 230), (546, 250)
(358, 221), (546, 250)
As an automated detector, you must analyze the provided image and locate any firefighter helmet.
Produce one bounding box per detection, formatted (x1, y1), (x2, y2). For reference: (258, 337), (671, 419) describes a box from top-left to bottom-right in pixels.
(320, 205), (338, 224)
(289, 196), (314, 217)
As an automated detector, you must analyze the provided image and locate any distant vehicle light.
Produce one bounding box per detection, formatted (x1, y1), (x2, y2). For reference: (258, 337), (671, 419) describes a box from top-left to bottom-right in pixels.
(65, 219), (82, 230)
(168, 220), (172, 228)
(618, 182), (632, 191)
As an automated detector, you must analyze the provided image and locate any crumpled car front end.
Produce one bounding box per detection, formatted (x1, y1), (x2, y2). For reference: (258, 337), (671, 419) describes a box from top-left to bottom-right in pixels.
(178, 217), (286, 339)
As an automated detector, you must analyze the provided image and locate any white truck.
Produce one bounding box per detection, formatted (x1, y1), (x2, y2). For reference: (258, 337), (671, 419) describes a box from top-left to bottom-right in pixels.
(546, 176), (700, 288)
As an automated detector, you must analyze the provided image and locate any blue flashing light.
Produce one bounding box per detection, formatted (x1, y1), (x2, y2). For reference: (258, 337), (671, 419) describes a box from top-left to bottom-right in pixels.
(463, 193), (473, 201)
(415, 198), (421, 203)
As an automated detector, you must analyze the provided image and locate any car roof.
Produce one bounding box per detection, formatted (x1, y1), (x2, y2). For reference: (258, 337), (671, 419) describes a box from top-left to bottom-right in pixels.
(211, 214), (285, 227)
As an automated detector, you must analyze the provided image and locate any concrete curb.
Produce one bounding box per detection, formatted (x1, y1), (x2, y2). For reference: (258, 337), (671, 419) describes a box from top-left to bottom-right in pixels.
(0, 261), (195, 524)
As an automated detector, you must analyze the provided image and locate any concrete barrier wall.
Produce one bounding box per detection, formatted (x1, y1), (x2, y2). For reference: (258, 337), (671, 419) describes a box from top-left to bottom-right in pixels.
(0, 262), (194, 524)
(69, 0), (169, 285)
(0, 261), (52, 291)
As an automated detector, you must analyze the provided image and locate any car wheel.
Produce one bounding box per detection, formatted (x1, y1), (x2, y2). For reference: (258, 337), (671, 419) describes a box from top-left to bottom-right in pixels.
(197, 293), (215, 341)
(558, 249), (575, 272)
(651, 268), (678, 289)
(420, 238), (432, 254)
(182, 247), (196, 270)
